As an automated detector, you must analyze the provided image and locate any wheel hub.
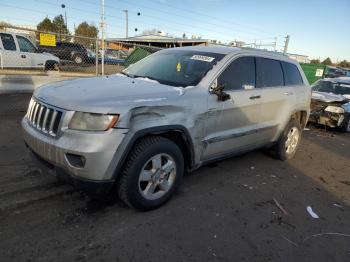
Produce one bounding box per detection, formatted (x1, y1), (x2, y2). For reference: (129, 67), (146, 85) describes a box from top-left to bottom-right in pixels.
(285, 127), (300, 154)
(138, 153), (176, 200)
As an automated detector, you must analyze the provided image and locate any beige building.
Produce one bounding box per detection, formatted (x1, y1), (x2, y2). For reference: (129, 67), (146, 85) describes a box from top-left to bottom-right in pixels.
(286, 53), (310, 64)
(106, 34), (209, 50)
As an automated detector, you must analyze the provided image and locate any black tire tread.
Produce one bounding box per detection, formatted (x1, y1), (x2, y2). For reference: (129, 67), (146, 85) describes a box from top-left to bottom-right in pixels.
(117, 136), (165, 209)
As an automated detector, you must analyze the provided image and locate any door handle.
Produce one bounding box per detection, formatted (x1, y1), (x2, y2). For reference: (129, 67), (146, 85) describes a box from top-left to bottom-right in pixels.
(249, 95), (261, 100)
(284, 92), (293, 96)
(21, 55), (26, 58)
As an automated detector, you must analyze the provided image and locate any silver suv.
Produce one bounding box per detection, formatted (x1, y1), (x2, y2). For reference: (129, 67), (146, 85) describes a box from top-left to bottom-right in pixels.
(22, 46), (310, 210)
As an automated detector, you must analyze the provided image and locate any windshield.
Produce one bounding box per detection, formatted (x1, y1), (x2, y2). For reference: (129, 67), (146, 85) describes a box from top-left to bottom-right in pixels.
(124, 50), (225, 87)
(312, 80), (350, 95)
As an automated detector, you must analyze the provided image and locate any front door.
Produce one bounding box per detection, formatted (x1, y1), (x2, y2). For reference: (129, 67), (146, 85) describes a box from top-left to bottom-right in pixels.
(202, 56), (262, 160)
(0, 33), (21, 68)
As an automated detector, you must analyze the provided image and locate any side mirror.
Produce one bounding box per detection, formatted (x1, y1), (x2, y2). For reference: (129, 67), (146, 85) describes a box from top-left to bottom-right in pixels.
(210, 79), (231, 102)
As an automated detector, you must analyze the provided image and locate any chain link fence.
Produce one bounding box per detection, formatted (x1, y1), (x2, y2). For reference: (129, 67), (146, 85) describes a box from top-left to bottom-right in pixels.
(0, 25), (162, 76)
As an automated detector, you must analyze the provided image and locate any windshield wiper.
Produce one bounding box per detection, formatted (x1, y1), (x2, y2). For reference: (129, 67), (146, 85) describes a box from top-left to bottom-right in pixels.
(120, 71), (134, 78)
(133, 75), (161, 84)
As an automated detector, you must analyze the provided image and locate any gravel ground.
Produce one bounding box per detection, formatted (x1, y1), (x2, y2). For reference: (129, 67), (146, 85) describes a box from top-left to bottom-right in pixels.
(0, 93), (350, 262)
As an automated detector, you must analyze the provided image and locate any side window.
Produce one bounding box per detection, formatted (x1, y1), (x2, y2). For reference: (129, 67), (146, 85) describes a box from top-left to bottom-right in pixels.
(256, 57), (284, 88)
(218, 57), (255, 91)
(16, 36), (37, 53)
(0, 33), (17, 51)
(282, 62), (303, 86)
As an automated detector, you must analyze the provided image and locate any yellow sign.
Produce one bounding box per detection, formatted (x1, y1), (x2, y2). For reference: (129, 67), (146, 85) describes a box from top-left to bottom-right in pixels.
(39, 33), (56, 46)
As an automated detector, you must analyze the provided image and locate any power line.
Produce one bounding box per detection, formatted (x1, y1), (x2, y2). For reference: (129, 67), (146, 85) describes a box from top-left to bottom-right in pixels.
(66, 0), (279, 39)
(32, 0), (269, 42)
(138, 0), (285, 37)
(2, 1), (285, 47)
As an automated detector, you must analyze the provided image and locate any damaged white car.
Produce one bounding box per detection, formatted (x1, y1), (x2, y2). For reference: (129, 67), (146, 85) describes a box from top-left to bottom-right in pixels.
(310, 77), (350, 132)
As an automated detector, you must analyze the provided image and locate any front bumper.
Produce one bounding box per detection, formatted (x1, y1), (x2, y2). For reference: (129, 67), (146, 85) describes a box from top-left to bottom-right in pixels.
(310, 109), (346, 128)
(22, 117), (127, 184)
(27, 148), (114, 195)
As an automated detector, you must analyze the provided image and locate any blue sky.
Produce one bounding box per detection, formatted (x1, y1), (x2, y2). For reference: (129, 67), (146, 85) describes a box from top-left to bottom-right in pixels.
(1, 0), (349, 61)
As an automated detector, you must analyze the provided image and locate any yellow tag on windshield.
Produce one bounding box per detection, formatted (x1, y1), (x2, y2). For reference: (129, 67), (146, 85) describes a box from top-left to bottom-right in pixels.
(176, 62), (181, 72)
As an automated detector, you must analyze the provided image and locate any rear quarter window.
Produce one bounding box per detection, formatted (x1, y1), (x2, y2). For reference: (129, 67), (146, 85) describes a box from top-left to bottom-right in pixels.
(256, 57), (284, 88)
(282, 62), (303, 86)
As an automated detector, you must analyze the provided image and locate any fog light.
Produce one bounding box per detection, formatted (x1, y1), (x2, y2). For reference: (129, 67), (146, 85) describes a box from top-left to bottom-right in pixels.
(65, 153), (86, 168)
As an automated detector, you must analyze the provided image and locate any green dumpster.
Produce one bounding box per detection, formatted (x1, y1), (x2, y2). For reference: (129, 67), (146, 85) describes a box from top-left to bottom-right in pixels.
(123, 47), (152, 68)
(300, 63), (326, 84)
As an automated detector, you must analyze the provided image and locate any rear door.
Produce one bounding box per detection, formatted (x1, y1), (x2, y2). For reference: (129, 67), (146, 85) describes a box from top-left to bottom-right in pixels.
(202, 56), (262, 160)
(0, 33), (20, 68)
(256, 57), (295, 142)
(281, 61), (307, 111)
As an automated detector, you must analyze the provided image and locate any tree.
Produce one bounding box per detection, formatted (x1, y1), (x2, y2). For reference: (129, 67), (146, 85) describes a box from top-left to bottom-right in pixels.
(310, 59), (320, 64)
(322, 57), (333, 66)
(37, 17), (56, 33)
(339, 60), (350, 68)
(74, 22), (98, 46)
(0, 21), (12, 30)
(52, 15), (69, 35)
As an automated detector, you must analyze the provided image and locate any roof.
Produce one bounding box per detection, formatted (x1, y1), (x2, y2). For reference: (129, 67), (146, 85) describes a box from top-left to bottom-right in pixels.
(161, 45), (291, 59)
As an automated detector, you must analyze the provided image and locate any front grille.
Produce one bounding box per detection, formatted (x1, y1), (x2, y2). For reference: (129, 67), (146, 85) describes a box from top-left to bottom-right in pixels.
(26, 99), (63, 137)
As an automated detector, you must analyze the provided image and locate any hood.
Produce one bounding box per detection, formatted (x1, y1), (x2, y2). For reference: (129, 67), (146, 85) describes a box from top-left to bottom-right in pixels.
(312, 91), (349, 104)
(34, 74), (186, 113)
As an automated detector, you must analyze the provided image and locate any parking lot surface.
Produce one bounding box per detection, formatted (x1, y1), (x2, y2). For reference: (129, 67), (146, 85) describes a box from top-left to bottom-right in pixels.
(1, 93), (350, 262)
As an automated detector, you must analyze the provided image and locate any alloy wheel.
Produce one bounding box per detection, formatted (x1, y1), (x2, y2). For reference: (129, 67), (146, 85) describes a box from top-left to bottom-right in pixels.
(285, 127), (300, 154)
(138, 153), (176, 200)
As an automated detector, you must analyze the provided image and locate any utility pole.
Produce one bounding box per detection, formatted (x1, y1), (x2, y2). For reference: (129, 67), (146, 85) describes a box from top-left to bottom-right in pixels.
(61, 4), (67, 34)
(274, 37), (277, 51)
(123, 10), (129, 38)
(100, 0), (105, 75)
(283, 35), (290, 54)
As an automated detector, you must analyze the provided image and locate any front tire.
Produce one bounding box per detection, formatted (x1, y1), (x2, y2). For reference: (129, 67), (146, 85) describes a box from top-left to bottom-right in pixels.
(117, 136), (184, 211)
(271, 119), (302, 161)
(45, 61), (59, 71)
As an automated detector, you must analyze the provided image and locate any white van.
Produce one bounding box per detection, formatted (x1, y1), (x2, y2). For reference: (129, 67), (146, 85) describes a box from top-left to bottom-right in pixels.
(0, 32), (59, 70)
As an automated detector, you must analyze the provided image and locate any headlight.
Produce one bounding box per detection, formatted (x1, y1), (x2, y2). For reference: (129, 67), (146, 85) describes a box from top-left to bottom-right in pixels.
(324, 106), (345, 114)
(68, 112), (119, 131)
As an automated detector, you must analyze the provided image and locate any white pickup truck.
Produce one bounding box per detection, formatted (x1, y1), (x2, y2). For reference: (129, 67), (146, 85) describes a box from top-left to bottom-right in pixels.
(0, 32), (59, 70)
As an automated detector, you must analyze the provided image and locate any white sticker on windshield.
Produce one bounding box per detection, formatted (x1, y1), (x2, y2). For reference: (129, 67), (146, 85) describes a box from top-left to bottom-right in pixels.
(190, 55), (215, 62)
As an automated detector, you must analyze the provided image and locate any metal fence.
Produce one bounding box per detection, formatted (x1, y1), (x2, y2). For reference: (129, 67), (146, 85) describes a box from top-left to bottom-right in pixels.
(0, 25), (162, 76)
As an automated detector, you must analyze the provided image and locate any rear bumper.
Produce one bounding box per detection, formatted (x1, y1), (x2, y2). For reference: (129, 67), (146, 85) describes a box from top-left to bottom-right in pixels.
(27, 147), (114, 195)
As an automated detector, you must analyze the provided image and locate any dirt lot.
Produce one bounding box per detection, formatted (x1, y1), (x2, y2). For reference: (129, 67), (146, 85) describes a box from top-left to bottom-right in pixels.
(0, 93), (350, 262)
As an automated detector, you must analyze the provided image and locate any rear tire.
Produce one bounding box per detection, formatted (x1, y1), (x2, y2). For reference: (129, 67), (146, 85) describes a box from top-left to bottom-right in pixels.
(117, 136), (184, 211)
(271, 119), (302, 161)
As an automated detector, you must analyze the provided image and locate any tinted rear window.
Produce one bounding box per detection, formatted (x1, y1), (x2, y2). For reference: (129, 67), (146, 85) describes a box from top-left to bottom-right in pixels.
(0, 33), (16, 51)
(282, 62), (303, 85)
(256, 57), (284, 87)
